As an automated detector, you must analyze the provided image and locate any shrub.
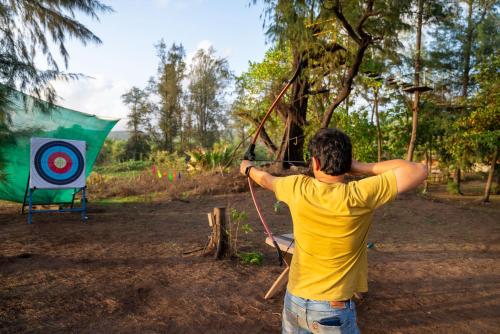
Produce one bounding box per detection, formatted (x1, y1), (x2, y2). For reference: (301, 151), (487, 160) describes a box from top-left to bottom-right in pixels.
(229, 208), (249, 255)
(446, 181), (460, 195)
(149, 151), (187, 170)
(94, 160), (152, 174)
(187, 145), (233, 172)
(238, 252), (264, 265)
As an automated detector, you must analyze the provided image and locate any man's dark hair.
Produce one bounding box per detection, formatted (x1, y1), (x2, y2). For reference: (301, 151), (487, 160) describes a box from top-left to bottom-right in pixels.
(307, 128), (352, 176)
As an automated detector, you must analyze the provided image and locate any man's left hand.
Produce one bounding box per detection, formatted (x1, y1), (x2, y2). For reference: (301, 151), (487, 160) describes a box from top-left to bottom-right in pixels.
(240, 160), (255, 176)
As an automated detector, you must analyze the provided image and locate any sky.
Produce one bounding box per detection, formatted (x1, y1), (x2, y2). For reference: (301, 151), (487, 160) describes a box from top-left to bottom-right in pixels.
(49, 0), (269, 130)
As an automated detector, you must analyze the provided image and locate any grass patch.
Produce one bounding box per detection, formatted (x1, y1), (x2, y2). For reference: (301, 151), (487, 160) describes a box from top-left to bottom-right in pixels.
(94, 160), (152, 176)
(92, 193), (155, 205)
(446, 181), (460, 195)
(238, 251), (264, 265)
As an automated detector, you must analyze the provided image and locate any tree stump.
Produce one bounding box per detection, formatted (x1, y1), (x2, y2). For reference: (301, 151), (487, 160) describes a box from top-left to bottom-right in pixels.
(204, 207), (229, 259)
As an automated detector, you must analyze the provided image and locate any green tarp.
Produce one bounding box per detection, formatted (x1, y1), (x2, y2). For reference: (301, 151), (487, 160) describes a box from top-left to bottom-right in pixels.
(0, 88), (117, 204)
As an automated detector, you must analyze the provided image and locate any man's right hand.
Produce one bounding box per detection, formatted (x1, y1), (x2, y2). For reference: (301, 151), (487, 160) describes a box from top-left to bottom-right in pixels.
(349, 159), (372, 176)
(350, 158), (428, 194)
(350, 159), (365, 175)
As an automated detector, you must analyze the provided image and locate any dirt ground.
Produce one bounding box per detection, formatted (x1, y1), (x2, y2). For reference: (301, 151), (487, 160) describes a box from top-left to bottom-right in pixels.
(0, 186), (499, 333)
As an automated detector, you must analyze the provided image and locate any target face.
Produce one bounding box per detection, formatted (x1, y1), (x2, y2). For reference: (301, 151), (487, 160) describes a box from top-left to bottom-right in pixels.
(30, 138), (86, 189)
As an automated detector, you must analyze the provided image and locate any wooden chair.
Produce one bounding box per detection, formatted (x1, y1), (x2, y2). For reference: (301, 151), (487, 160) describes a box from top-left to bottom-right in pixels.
(264, 233), (294, 299)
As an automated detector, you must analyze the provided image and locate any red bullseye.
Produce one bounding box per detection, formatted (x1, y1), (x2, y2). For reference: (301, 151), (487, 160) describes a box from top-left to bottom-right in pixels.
(48, 152), (72, 174)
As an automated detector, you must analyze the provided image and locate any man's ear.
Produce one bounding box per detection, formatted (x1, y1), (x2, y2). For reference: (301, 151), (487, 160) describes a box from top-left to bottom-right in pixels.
(312, 156), (321, 172)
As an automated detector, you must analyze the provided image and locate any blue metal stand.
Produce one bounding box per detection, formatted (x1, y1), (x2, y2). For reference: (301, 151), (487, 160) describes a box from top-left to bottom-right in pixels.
(26, 186), (87, 224)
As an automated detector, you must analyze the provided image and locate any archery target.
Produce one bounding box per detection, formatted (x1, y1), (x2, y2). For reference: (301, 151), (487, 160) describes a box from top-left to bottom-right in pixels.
(30, 138), (86, 189)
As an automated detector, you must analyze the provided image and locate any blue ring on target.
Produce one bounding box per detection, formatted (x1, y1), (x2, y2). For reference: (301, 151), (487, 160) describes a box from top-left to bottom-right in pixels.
(34, 141), (85, 185)
(39, 146), (79, 181)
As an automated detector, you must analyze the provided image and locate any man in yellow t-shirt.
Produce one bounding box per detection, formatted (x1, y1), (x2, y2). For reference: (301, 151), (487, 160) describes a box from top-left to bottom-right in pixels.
(240, 128), (428, 334)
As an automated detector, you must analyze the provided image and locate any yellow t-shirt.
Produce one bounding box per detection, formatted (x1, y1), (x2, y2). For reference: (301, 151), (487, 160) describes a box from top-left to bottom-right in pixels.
(273, 171), (397, 301)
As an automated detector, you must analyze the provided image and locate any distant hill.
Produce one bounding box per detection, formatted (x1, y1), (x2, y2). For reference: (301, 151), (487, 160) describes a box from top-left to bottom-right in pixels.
(107, 131), (130, 141)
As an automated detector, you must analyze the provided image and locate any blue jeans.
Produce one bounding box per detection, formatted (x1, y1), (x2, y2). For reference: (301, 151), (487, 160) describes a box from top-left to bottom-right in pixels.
(282, 290), (360, 334)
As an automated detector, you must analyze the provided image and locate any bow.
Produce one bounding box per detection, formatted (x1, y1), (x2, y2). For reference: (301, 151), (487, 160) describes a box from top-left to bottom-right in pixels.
(244, 65), (301, 266)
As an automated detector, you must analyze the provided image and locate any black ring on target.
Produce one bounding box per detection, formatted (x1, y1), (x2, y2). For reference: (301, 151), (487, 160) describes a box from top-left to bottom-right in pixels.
(34, 141), (85, 185)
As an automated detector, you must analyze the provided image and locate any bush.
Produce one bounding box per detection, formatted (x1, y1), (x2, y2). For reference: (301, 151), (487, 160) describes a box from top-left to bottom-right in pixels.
(149, 151), (187, 170)
(187, 145), (233, 172)
(238, 252), (264, 265)
(94, 160), (152, 174)
(96, 139), (127, 165)
(446, 181), (460, 195)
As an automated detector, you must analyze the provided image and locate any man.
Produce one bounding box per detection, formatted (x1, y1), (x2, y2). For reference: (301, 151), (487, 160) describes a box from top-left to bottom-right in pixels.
(240, 128), (428, 334)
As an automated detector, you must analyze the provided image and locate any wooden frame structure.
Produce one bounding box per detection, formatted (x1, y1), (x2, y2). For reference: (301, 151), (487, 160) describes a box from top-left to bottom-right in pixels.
(264, 234), (295, 299)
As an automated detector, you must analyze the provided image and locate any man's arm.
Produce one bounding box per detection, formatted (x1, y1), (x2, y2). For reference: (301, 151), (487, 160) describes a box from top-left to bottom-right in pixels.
(240, 160), (276, 191)
(351, 159), (428, 194)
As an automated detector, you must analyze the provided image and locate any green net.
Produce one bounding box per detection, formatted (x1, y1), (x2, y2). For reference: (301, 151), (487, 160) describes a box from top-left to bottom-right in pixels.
(0, 87), (118, 204)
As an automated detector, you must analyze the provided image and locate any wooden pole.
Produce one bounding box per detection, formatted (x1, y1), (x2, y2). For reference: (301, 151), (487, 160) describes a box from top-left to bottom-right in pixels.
(407, 0), (423, 161)
(374, 88), (382, 162)
(213, 207), (228, 259)
(483, 148), (498, 203)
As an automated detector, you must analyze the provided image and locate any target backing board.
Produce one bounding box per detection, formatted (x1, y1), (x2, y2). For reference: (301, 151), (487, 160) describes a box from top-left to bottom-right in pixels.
(30, 138), (86, 189)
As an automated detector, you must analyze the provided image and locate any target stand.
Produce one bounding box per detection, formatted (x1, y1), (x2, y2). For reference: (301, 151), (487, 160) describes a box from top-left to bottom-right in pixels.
(23, 138), (88, 224)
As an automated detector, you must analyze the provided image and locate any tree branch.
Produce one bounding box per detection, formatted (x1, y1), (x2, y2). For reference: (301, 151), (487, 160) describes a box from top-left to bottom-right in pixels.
(236, 112), (277, 154)
(306, 42), (347, 63)
(320, 38), (371, 128)
(356, 5), (379, 38)
(331, 0), (361, 44)
(306, 87), (331, 95)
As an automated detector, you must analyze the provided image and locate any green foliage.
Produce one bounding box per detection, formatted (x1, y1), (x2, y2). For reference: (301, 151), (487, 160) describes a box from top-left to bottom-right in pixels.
(187, 47), (232, 148)
(241, 223), (253, 234)
(332, 108), (378, 162)
(442, 54), (500, 171)
(0, 0), (112, 102)
(274, 201), (282, 213)
(469, 55), (500, 160)
(155, 41), (186, 152)
(238, 251), (264, 266)
(229, 208), (250, 257)
(123, 134), (151, 161)
(230, 208), (248, 224)
(232, 46), (292, 152)
(187, 144), (234, 172)
(94, 160), (152, 175)
(149, 151), (187, 170)
(96, 139), (128, 165)
(121, 87), (153, 160)
(447, 180), (460, 195)
(0, 1), (111, 179)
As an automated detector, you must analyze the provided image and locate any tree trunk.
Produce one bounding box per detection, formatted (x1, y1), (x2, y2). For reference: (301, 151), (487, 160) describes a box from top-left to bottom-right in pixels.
(278, 56), (308, 168)
(482, 148), (498, 202)
(462, 0), (474, 98)
(374, 88), (382, 162)
(321, 39), (370, 128)
(454, 0), (475, 195)
(496, 170), (500, 195)
(423, 147), (431, 193)
(204, 207), (229, 259)
(407, 0), (423, 161)
(454, 168), (463, 195)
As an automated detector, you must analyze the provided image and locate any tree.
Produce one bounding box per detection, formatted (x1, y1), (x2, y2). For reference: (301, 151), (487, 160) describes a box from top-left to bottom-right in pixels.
(429, 0), (499, 193)
(121, 87), (152, 160)
(0, 0), (111, 179)
(186, 47), (231, 148)
(0, 0), (112, 102)
(253, 0), (413, 166)
(471, 56), (499, 202)
(155, 41), (186, 152)
(232, 47), (292, 156)
(406, 0), (424, 162)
